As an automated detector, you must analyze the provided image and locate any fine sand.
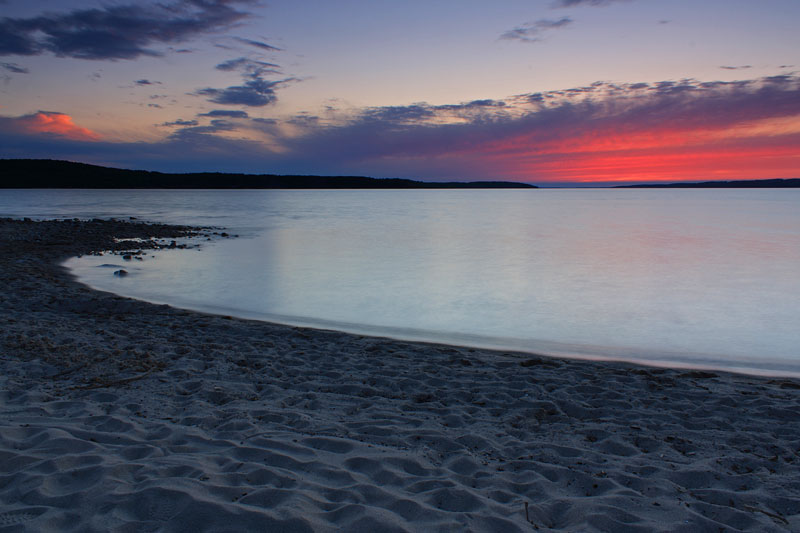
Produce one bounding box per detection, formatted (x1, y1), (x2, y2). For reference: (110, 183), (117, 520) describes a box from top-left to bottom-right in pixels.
(1, 217), (799, 532)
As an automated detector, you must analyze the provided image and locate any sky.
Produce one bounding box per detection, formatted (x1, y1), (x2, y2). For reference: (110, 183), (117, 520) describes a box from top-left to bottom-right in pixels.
(1, 0), (799, 185)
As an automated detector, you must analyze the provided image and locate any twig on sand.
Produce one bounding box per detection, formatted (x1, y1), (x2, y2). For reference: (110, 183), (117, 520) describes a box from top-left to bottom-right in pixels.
(48, 362), (89, 379)
(74, 368), (157, 390)
(743, 504), (789, 525)
(48, 353), (113, 380)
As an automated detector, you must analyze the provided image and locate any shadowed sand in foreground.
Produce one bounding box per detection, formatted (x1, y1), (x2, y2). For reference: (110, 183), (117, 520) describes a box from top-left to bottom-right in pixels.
(1, 218), (799, 532)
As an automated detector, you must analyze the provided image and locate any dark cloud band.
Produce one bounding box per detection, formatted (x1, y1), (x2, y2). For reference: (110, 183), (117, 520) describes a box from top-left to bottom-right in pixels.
(0, 0), (255, 60)
(198, 109), (250, 118)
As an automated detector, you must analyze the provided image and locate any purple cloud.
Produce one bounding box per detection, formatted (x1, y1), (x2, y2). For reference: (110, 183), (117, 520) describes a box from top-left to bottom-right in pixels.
(197, 55), (293, 107)
(196, 79), (285, 107)
(198, 109), (250, 118)
(161, 119), (199, 127)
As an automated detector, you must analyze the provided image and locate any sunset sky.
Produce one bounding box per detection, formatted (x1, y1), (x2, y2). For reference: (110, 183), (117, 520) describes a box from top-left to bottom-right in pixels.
(1, 0), (799, 185)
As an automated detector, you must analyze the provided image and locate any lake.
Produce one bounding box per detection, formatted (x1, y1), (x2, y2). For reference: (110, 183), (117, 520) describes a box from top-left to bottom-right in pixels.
(3, 188), (799, 376)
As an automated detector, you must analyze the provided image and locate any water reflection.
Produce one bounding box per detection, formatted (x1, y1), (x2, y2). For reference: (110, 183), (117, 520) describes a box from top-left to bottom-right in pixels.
(31, 188), (800, 375)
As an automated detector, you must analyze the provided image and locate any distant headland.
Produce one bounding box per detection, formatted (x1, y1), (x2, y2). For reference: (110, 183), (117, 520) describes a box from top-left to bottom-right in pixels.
(0, 159), (536, 189)
(616, 178), (800, 188)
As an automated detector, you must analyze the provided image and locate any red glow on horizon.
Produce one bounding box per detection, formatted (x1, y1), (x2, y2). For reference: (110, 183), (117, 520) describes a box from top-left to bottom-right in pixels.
(479, 117), (800, 184)
(527, 146), (800, 183)
(20, 112), (100, 141)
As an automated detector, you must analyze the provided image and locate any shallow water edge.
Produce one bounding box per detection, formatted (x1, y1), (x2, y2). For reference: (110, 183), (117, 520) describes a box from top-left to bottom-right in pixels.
(64, 251), (800, 379)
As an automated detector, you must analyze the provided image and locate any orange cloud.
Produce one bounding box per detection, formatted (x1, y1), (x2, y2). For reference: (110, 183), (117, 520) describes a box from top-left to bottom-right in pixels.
(19, 112), (100, 141)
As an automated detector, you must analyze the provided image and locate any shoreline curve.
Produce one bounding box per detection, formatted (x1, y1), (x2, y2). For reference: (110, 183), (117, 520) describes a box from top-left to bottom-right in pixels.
(2, 217), (799, 531)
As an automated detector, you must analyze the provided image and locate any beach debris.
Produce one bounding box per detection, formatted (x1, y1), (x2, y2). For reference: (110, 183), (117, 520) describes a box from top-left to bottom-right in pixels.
(768, 379), (800, 390)
(520, 358), (560, 368)
(413, 393), (435, 403)
(679, 370), (718, 379)
(75, 368), (157, 390)
(743, 504), (789, 525)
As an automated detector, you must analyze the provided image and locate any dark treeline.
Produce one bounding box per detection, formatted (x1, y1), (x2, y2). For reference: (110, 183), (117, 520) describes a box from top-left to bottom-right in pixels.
(616, 178), (800, 188)
(0, 159), (536, 189)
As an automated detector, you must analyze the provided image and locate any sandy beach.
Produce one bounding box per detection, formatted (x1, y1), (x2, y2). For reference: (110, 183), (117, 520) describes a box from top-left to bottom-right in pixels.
(1, 217), (799, 532)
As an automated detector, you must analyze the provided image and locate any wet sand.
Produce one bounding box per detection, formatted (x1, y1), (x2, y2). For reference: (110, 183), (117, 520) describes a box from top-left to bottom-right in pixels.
(1, 217), (799, 532)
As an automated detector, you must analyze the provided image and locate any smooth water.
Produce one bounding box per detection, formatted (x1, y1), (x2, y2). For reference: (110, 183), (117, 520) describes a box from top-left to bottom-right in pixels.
(3, 188), (799, 375)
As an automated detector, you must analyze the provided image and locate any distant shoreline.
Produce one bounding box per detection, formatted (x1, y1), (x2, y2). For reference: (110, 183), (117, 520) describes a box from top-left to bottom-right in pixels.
(2, 158), (798, 188)
(0, 159), (536, 189)
(615, 178), (800, 188)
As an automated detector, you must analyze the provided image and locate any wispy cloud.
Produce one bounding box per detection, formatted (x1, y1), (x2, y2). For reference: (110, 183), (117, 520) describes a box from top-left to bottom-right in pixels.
(500, 18), (572, 43)
(1, 62), (28, 74)
(134, 79), (161, 86)
(215, 57), (280, 74)
(169, 119), (238, 139)
(161, 119), (199, 127)
(552, 0), (632, 7)
(233, 37), (282, 52)
(0, 0), (254, 60)
(720, 65), (752, 70)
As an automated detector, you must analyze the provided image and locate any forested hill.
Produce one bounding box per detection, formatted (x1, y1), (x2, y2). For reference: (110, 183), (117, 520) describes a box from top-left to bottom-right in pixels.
(0, 159), (536, 189)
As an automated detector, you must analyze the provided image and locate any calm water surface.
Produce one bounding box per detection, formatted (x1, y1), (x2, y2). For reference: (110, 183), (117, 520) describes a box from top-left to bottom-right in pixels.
(3, 188), (799, 376)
